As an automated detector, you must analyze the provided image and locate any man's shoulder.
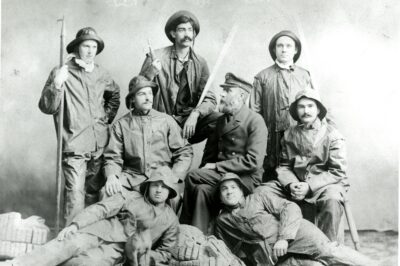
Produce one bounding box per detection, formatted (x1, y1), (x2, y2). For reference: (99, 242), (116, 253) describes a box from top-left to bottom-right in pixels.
(325, 122), (345, 141)
(245, 107), (267, 127)
(254, 64), (277, 79)
(293, 65), (311, 75)
(153, 45), (174, 59)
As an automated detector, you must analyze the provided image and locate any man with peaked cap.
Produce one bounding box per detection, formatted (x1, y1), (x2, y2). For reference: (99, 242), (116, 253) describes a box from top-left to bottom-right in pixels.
(38, 27), (120, 226)
(180, 73), (268, 234)
(215, 173), (375, 266)
(250, 30), (315, 182)
(140, 10), (221, 144)
(257, 89), (348, 242)
(102, 75), (193, 201)
(6, 166), (179, 266)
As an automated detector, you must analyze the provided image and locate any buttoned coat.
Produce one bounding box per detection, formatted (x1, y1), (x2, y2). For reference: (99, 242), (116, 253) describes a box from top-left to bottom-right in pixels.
(201, 105), (268, 189)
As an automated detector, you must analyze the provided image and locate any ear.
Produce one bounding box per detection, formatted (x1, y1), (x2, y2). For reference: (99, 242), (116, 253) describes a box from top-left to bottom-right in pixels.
(170, 30), (176, 40)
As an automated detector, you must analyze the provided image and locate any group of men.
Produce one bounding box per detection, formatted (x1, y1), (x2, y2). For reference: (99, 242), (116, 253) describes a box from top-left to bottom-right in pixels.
(4, 9), (375, 266)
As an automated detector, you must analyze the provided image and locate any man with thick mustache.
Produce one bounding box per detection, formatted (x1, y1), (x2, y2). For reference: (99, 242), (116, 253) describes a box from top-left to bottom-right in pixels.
(102, 76), (193, 199)
(180, 73), (268, 234)
(140, 10), (221, 144)
(257, 89), (347, 242)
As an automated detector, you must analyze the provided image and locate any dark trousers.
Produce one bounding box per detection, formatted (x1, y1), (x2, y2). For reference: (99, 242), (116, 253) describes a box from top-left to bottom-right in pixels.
(180, 169), (221, 234)
(176, 111), (223, 144)
(256, 181), (344, 242)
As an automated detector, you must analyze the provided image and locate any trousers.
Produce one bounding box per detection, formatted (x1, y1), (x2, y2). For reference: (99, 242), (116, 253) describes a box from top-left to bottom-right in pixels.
(63, 148), (106, 226)
(12, 233), (124, 266)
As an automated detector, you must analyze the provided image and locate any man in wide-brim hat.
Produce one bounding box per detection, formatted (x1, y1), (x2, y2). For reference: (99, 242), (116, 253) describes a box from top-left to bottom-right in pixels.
(256, 88), (348, 242)
(139, 10), (221, 144)
(102, 75), (193, 205)
(214, 172), (375, 266)
(249, 30), (316, 183)
(7, 166), (179, 266)
(39, 26), (120, 226)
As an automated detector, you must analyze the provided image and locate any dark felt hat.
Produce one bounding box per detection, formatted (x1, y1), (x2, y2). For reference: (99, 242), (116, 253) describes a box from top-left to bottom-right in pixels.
(220, 72), (253, 93)
(217, 172), (250, 197)
(268, 30), (302, 62)
(139, 166), (178, 200)
(164, 10), (200, 43)
(125, 76), (158, 109)
(66, 27), (104, 55)
(289, 89), (327, 122)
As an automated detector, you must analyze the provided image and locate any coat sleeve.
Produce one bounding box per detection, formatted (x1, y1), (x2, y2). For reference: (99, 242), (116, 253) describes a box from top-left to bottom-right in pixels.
(72, 192), (126, 229)
(194, 61), (217, 118)
(38, 67), (63, 115)
(257, 192), (302, 241)
(276, 133), (299, 188)
(139, 53), (160, 81)
(249, 76), (263, 114)
(216, 116), (268, 174)
(103, 121), (124, 178)
(103, 71), (120, 123)
(167, 116), (193, 181)
(150, 217), (179, 264)
(307, 134), (347, 193)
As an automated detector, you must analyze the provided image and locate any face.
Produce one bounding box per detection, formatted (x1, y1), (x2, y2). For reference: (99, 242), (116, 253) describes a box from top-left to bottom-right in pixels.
(78, 40), (98, 63)
(170, 22), (195, 48)
(296, 97), (320, 125)
(132, 87), (153, 111)
(220, 180), (244, 206)
(274, 36), (297, 64)
(148, 181), (170, 204)
(219, 87), (244, 114)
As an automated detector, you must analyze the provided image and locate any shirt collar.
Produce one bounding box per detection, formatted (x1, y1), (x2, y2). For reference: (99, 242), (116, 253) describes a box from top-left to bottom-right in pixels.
(68, 53), (95, 72)
(171, 46), (192, 62)
(131, 109), (154, 116)
(275, 59), (295, 71)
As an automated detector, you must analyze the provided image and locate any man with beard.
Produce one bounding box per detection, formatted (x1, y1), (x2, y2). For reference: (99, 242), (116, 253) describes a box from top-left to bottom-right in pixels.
(38, 27), (120, 225)
(257, 89), (347, 242)
(102, 76), (193, 202)
(250, 30), (314, 182)
(140, 10), (221, 144)
(215, 173), (375, 266)
(180, 73), (268, 234)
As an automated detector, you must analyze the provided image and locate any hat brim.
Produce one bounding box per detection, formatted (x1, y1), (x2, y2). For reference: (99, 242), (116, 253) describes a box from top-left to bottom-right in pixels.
(164, 10), (200, 43)
(125, 86), (158, 109)
(289, 96), (327, 122)
(66, 35), (105, 55)
(140, 180), (178, 200)
(268, 31), (301, 63)
(218, 177), (250, 198)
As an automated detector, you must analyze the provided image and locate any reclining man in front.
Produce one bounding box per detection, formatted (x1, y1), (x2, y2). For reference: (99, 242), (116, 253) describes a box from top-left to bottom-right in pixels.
(6, 166), (179, 266)
(214, 172), (376, 266)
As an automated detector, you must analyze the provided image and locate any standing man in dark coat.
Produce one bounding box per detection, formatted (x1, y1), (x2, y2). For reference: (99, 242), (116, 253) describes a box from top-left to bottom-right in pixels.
(38, 27), (120, 225)
(215, 173), (375, 266)
(140, 10), (221, 144)
(250, 30), (314, 181)
(180, 73), (268, 234)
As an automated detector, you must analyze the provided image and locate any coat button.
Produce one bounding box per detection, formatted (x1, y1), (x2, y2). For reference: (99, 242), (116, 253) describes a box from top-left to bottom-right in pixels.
(232, 137), (235, 141)
(232, 152), (236, 155)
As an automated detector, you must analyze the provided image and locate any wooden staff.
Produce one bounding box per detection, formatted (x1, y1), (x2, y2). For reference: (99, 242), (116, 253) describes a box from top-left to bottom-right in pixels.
(54, 16), (66, 233)
(196, 24), (238, 107)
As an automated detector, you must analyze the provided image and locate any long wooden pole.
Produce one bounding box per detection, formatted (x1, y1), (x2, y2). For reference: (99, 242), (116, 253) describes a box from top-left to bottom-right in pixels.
(55, 16), (66, 233)
(196, 24), (238, 107)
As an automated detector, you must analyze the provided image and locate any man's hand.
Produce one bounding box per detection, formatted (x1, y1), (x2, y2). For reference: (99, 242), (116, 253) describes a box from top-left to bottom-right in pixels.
(183, 111), (200, 139)
(289, 182), (310, 201)
(105, 175), (122, 196)
(151, 58), (162, 72)
(57, 223), (78, 241)
(54, 65), (69, 89)
(273, 239), (288, 258)
(202, 163), (216, 170)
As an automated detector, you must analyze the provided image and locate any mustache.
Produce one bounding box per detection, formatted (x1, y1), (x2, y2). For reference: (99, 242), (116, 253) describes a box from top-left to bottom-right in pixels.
(301, 113), (312, 118)
(182, 36), (192, 42)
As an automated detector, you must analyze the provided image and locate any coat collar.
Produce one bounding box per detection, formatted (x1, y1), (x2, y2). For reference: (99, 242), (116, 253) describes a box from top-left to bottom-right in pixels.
(219, 105), (249, 136)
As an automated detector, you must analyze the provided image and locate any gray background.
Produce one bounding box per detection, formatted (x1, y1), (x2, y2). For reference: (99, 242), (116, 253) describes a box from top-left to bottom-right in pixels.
(0, 0), (398, 230)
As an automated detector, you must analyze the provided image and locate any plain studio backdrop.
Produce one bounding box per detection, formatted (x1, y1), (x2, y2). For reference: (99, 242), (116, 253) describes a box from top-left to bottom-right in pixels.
(0, 0), (398, 231)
